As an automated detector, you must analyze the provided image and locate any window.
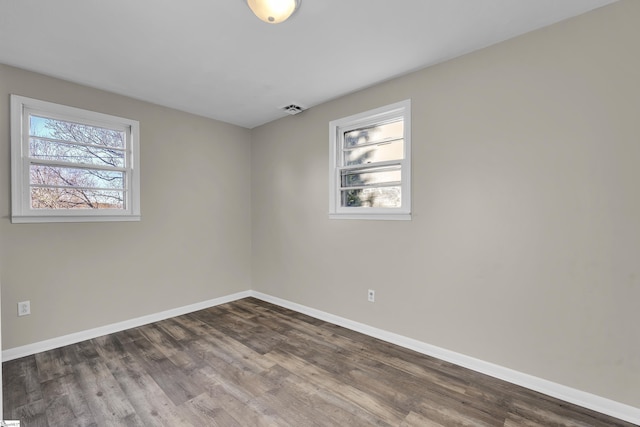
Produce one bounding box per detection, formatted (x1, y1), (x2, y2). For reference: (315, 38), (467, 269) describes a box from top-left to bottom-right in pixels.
(329, 99), (411, 220)
(10, 95), (141, 223)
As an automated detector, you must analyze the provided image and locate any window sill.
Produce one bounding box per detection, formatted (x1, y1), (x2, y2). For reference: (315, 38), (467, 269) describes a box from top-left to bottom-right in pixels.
(11, 215), (141, 224)
(329, 213), (411, 221)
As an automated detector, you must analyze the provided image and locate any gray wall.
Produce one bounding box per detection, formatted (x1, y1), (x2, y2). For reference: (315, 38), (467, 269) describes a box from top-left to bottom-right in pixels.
(0, 64), (252, 349)
(251, 0), (639, 408)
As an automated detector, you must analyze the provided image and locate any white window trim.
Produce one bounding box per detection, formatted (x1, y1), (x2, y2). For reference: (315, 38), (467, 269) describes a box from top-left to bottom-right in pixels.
(329, 99), (411, 220)
(10, 95), (141, 223)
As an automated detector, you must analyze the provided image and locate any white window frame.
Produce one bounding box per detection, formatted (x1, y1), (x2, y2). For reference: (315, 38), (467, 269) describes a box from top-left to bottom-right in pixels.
(10, 95), (141, 223)
(329, 99), (411, 220)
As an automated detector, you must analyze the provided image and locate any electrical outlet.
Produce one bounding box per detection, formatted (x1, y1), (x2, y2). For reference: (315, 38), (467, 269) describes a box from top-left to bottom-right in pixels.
(367, 289), (375, 302)
(18, 301), (31, 316)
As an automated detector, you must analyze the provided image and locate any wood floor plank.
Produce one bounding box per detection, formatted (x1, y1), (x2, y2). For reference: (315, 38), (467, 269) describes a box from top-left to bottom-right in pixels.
(195, 360), (281, 405)
(262, 368), (392, 427)
(92, 334), (128, 361)
(266, 348), (408, 425)
(181, 392), (242, 427)
(123, 340), (205, 407)
(35, 348), (74, 383)
(62, 341), (100, 364)
(9, 399), (48, 427)
(40, 374), (96, 427)
(198, 382), (290, 427)
(73, 359), (145, 426)
(112, 327), (146, 345)
(137, 324), (205, 375)
(3, 356), (43, 410)
(413, 393), (504, 427)
(156, 318), (196, 342)
(507, 398), (631, 427)
(400, 410), (447, 427)
(192, 306), (289, 355)
(107, 354), (197, 427)
(3, 298), (637, 427)
(184, 321), (276, 374)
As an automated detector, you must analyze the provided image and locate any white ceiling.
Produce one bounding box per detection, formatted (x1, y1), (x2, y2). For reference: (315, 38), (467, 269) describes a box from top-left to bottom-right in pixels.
(0, 0), (616, 129)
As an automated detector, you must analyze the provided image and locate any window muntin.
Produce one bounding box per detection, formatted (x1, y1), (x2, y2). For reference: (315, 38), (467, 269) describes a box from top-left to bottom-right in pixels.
(11, 95), (141, 223)
(329, 100), (411, 220)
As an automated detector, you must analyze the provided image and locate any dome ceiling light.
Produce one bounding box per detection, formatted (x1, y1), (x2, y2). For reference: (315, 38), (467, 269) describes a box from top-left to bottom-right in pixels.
(246, 0), (300, 24)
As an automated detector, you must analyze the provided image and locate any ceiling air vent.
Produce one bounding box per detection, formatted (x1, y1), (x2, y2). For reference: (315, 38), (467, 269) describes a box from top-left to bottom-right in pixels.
(281, 104), (305, 115)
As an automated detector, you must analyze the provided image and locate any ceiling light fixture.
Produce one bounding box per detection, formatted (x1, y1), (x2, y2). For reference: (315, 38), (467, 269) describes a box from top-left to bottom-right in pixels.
(246, 0), (300, 24)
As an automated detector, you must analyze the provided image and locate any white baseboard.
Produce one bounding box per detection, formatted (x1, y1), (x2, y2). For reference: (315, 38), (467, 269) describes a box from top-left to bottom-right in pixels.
(249, 291), (640, 426)
(2, 290), (251, 362)
(2, 289), (638, 425)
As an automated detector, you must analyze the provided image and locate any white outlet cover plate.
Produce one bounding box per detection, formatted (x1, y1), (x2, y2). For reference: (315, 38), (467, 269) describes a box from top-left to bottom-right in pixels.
(18, 301), (30, 316)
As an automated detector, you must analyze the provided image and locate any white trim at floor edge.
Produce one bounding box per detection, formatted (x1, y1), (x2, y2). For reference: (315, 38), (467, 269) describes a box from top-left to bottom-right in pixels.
(249, 291), (640, 426)
(2, 290), (251, 362)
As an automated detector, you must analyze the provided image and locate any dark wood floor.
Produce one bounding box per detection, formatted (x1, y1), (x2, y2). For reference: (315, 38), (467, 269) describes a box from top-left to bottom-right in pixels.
(3, 298), (635, 426)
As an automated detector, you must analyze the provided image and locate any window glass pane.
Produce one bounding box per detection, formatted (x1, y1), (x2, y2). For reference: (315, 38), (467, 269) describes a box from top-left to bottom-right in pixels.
(30, 115), (125, 150)
(30, 137), (125, 168)
(341, 186), (401, 208)
(341, 166), (401, 188)
(343, 120), (403, 148)
(30, 187), (124, 209)
(343, 139), (403, 166)
(30, 165), (124, 190)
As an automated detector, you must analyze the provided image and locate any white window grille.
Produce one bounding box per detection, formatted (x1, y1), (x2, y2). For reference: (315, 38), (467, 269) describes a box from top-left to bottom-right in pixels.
(11, 95), (141, 223)
(329, 100), (411, 220)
